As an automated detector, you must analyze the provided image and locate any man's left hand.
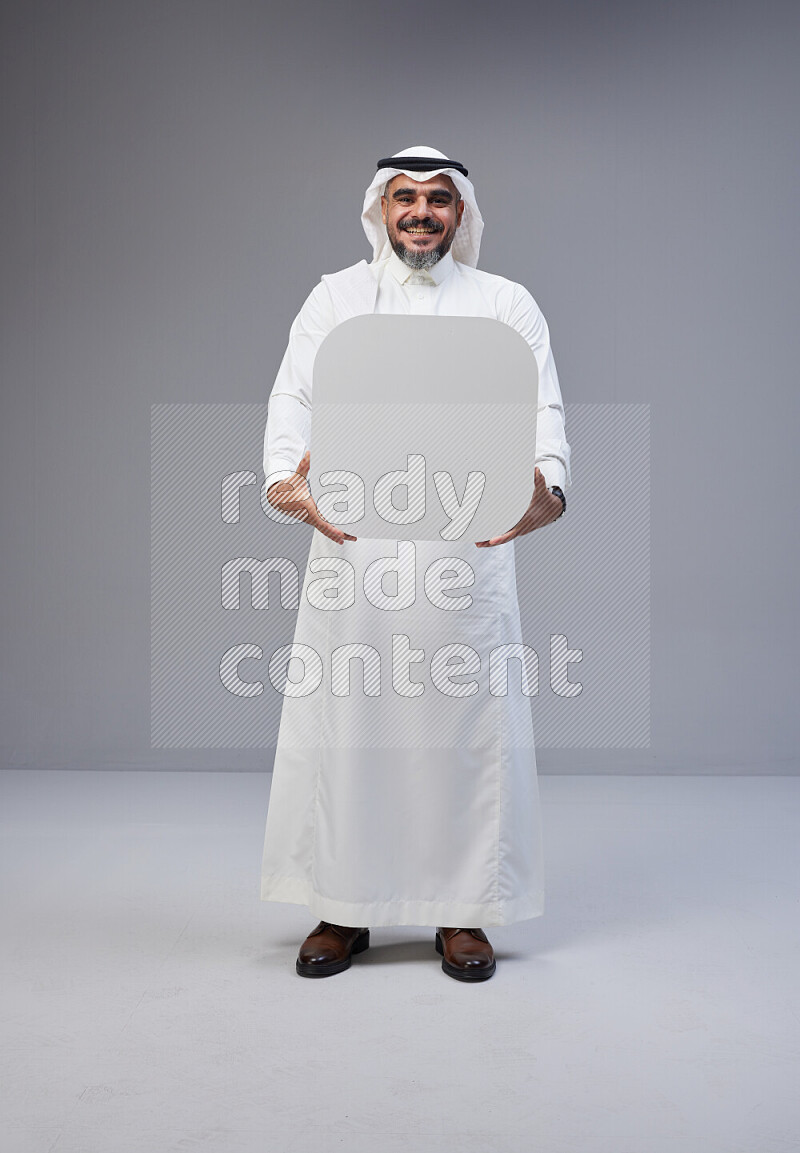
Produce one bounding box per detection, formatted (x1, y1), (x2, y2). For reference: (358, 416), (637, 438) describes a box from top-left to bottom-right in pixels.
(475, 467), (563, 547)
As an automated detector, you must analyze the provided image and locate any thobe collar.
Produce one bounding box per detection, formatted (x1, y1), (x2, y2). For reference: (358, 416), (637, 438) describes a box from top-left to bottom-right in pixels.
(386, 249), (456, 287)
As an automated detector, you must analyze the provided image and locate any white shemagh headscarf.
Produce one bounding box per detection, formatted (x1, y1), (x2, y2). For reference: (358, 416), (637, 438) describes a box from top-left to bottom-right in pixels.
(361, 144), (484, 268)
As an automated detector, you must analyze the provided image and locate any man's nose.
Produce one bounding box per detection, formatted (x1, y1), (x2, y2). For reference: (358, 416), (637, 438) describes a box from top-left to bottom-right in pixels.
(413, 195), (431, 215)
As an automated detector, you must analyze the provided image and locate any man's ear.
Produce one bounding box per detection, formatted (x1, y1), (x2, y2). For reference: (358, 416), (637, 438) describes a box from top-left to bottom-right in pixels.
(380, 196), (388, 226)
(456, 198), (465, 228)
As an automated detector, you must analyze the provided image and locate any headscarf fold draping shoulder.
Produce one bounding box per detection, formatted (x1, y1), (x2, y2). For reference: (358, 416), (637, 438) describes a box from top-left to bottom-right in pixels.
(361, 144), (484, 268)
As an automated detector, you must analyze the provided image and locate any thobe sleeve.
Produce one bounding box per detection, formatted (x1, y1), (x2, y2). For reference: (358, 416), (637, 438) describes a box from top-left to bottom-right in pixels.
(263, 281), (335, 488)
(502, 284), (572, 491)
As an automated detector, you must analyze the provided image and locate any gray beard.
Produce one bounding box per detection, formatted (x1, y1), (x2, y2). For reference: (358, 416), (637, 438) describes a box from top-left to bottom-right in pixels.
(391, 225), (453, 270)
(394, 242), (444, 271)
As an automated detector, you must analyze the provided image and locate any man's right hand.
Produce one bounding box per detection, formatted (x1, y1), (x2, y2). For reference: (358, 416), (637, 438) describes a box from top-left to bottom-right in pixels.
(266, 451), (357, 546)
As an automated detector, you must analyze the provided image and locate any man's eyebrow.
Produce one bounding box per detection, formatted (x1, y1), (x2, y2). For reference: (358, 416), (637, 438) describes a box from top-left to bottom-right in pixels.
(390, 186), (454, 200)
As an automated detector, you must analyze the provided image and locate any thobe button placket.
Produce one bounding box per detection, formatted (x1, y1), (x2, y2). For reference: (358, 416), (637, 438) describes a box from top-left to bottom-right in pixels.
(407, 273), (432, 313)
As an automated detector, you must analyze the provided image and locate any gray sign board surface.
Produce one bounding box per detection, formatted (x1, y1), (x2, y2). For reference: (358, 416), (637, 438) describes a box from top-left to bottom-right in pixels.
(309, 315), (539, 542)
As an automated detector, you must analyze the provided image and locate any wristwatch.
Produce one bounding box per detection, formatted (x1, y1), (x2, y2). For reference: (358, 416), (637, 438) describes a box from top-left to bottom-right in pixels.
(550, 485), (566, 518)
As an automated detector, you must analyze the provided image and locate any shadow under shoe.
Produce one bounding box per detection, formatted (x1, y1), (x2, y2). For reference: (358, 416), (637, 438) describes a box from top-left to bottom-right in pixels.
(296, 921), (370, 978)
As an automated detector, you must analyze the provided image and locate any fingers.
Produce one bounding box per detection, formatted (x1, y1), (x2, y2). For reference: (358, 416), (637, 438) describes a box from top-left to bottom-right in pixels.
(476, 510), (525, 547)
(284, 452), (357, 542)
(267, 468), (357, 544)
(305, 504), (357, 546)
(273, 500), (355, 544)
(313, 519), (355, 545)
(476, 528), (518, 547)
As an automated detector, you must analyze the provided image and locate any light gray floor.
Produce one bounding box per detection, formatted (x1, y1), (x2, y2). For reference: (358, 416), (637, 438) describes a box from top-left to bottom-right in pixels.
(1, 770), (798, 1153)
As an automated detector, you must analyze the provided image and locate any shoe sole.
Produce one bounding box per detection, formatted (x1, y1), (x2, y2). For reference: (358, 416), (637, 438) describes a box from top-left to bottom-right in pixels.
(296, 929), (370, 978)
(435, 931), (496, 981)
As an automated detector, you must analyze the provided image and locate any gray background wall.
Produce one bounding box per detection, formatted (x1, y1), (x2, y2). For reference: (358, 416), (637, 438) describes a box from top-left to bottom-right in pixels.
(1, 0), (797, 773)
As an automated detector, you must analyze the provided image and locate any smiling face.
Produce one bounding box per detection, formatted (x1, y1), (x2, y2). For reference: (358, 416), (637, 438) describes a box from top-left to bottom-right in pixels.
(380, 173), (465, 269)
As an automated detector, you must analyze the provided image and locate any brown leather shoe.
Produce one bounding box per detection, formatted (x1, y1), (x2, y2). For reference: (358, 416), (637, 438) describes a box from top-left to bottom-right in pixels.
(296, 921), (370, 978)
(435, 927), (496, 981)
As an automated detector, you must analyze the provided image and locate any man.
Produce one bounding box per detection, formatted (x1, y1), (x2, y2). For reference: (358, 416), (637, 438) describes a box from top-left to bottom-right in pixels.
(261, 146), (570, 981)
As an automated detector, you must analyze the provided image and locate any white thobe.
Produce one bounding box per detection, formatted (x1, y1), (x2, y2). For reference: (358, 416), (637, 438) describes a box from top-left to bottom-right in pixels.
(260, 250), (570, 928)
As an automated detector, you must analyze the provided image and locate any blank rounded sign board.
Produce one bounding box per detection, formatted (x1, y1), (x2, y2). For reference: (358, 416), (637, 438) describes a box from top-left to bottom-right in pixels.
(310, 315), (538, 542)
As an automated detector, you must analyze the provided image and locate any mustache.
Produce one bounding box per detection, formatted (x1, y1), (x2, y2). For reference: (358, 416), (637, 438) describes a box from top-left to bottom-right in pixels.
(398, 217), (444, 233)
